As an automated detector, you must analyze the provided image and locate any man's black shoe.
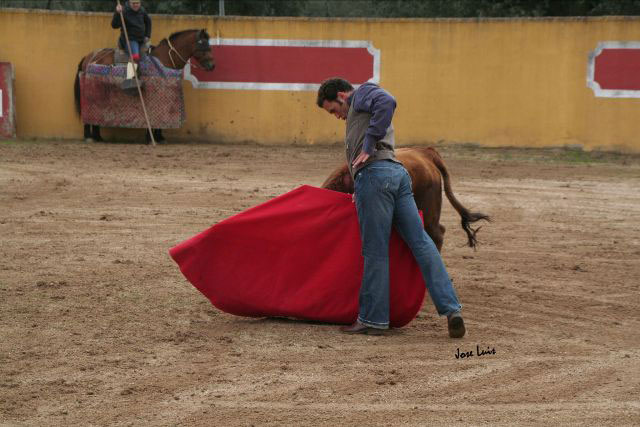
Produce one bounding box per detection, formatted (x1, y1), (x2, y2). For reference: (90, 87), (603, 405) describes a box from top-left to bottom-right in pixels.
(447, 313), (466, 338)
(340, 322), (385, 336)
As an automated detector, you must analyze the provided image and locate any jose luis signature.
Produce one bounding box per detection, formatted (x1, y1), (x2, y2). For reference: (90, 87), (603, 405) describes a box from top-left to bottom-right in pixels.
(455, 345), (496, 360)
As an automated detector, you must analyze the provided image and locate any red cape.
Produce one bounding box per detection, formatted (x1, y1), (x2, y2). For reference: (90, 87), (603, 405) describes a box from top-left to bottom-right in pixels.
(169, 185), (426, 327)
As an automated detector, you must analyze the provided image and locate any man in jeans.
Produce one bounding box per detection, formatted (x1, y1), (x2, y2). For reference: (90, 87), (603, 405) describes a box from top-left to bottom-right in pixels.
(316, 78), (465, 338)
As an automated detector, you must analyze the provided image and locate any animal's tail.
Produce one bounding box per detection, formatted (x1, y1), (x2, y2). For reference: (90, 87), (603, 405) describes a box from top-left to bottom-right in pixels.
(423, 147), (491, 248)
(74, 58), (83, 116)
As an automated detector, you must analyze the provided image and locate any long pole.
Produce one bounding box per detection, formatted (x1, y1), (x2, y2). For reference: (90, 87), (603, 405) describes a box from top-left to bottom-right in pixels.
(116, 0), (156, 146)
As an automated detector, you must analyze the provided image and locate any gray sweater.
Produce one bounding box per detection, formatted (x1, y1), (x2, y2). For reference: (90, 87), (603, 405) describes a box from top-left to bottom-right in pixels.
(345, 83), (400, 178)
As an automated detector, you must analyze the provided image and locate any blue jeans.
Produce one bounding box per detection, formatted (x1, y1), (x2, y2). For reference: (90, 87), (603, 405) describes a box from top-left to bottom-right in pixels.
(125, 39), (140, 55)
(354, 160), (462, 329)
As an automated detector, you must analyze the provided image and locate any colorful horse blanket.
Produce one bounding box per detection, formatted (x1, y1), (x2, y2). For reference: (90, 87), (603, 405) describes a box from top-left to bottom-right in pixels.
(169, 185), (427, 327)
(80, 56), (185, 129)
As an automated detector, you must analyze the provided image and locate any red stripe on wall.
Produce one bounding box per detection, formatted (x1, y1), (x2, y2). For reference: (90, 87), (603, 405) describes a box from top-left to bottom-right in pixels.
(594, 48), (640, 90)
(191, 46), (375, 84)
(0, 63), (15, 138)
(0, 67), (7, 118)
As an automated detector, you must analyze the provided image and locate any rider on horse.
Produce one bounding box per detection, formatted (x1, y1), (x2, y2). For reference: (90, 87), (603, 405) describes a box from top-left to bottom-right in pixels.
(111, 0), (151, 63)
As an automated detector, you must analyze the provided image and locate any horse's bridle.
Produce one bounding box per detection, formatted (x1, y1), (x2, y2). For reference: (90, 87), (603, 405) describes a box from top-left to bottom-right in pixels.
(164, 36), (210, 70)
(165, 37), (189, 68)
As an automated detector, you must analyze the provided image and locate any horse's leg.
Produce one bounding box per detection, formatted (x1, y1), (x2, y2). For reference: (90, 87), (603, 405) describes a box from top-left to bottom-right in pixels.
(91, 125), (104, 142)
(84, 124), (93, 142)
(146, 129), (165, 144)
(81, 50), (114, 144)
(153, 129), (165, 143)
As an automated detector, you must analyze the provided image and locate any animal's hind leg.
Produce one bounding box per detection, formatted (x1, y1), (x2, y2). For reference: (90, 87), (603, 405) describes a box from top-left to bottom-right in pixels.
(415, 183), (445, 252)
(425, 222), (445, 253)
(146, 129), (166, 144)
(153, 129), (165, 143)
(84, 124), (92, 142)
(91, 125), (104, 142)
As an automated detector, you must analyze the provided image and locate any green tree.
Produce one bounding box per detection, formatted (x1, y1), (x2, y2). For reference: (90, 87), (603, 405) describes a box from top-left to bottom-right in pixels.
(1, 0), (639, 16)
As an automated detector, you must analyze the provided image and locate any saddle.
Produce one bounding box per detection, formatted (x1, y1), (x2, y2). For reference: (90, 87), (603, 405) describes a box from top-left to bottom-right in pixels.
(113, 47), (130, 65)
(114, 40), (152, 64)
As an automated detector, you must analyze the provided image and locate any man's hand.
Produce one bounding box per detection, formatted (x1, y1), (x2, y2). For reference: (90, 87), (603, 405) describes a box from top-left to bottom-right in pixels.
(352, 152), (370, 168)
(116, 4), (123, 13)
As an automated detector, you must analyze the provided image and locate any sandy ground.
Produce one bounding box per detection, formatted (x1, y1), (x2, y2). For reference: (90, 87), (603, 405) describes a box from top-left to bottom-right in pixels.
(1, 140), (639, 426)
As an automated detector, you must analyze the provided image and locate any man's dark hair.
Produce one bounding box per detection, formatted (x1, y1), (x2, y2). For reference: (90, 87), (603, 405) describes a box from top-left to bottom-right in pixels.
(316, 78), (354, 108)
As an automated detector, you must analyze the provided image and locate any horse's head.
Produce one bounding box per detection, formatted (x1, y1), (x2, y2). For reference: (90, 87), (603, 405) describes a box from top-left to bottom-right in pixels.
(192, 29), (215, 71)
(155, 29), (215, 71)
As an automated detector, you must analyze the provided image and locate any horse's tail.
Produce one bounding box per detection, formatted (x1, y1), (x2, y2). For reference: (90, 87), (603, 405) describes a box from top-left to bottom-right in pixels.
(423, 147), (491, 248)
(74, 57), (83, 116)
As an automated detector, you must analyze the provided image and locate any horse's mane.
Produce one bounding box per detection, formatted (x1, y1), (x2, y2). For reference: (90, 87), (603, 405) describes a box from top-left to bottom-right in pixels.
(167, 29), (210, 42)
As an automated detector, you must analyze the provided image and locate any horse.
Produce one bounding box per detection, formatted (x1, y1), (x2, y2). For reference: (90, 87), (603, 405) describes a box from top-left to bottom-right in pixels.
(74, 28), (215, 144)
(321, 147), (490, 252)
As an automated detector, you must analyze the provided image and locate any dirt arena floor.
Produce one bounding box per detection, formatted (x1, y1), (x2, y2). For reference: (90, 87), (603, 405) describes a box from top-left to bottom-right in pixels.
(1, 140), (639, 426)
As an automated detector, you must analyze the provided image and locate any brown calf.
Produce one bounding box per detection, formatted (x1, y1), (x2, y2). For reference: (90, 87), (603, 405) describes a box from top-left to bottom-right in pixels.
(321, 147), (490, 251)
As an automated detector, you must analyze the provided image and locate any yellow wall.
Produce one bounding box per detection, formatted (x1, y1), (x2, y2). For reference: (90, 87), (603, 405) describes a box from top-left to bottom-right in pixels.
(1, 9), (640, 151)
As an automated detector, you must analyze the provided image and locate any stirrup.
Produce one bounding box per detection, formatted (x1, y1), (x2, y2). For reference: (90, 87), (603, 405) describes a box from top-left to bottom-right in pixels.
(126, 62), (137, 79)
(121, 78), (144, 94)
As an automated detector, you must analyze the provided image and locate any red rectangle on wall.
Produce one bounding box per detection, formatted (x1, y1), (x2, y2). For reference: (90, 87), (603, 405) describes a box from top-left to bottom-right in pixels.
(0, 62), (16, 139)
(184, 39), (380, 91)
(588, 42), (640, 98)
(594, 48), (640, 90)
